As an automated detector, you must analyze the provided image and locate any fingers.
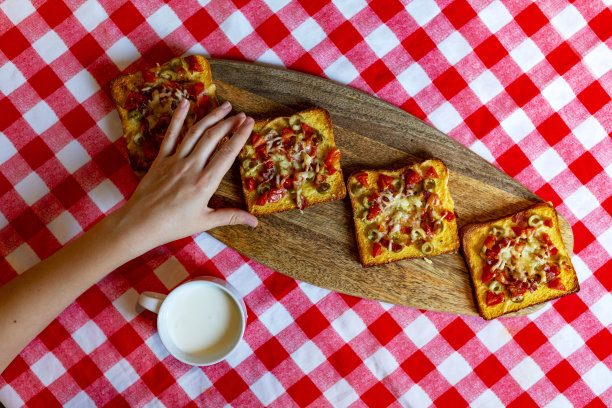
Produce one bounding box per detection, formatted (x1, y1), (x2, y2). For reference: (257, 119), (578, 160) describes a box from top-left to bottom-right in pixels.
(158, 98), (189, 157)
(177, 101), (232, 157)
(190, 113), (246, 166)
(207, 208), (258, 229)
(203, 116), (254, 186)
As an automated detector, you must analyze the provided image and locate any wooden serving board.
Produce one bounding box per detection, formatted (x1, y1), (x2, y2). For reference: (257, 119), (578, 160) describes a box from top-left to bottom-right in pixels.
(206, 60), (574, 318)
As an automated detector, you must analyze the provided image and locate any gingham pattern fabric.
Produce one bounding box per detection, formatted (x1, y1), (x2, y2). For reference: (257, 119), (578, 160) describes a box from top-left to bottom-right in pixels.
(0, 0), (610, 406)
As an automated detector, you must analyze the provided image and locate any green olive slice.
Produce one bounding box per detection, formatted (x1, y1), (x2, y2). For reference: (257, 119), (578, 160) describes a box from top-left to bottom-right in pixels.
(528, 214), (543, 228)
(317, 182), (330, 193)
(423, 178), (436, 192)
(421, 242), (434, 255)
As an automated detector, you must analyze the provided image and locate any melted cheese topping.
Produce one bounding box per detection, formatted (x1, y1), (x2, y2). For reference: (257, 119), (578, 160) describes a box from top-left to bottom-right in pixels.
(144, 88), (186, 130)
(239, 117), (335, 209)
(486, 229), (553, 281)
(481, 215), (566, 306)
(126, 82), (206, 152)
(355, 165), (453, 256)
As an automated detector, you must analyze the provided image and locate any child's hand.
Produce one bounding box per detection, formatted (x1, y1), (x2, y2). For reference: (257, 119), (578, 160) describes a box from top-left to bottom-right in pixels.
(113, 99), (257, 255)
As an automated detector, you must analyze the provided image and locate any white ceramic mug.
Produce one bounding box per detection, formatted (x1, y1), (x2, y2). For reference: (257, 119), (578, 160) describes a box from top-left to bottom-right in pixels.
(138, 277), (246, 366)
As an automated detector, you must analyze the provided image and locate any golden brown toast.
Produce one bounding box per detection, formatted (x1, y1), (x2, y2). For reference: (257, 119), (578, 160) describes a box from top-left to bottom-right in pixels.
(110, 55), (218, 176)
(460, 203), (579, 320)
(238, 107), (346, 216)
(348, 158), (459, 267)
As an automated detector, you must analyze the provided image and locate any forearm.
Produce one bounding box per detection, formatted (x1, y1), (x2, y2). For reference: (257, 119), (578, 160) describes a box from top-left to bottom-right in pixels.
(0, 209), (142, 374)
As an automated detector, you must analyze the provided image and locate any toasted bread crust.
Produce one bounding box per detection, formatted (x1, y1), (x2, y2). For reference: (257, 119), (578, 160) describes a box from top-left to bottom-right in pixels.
(239, 107), (346, 216)
(110, 55), (217, 176)
(348, 158), (460, 267)
(460, 203), (579, 320)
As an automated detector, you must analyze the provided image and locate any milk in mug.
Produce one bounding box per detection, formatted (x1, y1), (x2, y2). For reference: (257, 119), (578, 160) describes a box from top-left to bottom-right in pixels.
(140, 278), (247, 365)
(165, 283), (242, 356)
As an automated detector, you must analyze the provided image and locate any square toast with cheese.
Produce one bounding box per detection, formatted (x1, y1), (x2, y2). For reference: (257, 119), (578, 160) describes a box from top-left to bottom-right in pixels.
(110, 55), (218, 176)
(460, 203), (579, 320)
(238, 108), (346, 216)
(348, 158), (459, 267)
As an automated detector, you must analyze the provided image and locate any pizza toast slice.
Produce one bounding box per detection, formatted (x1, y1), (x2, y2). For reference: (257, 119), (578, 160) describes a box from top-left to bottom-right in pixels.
(238, 107), (346, 216)
(348, 158), (459, 267)
(110, 55), (218, 176)
(460, 203), (579, 319)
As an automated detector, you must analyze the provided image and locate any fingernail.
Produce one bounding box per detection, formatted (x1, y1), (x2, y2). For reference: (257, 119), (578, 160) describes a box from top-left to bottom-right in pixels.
(221, 101), (230, 109)
(238, 112), (246, 118)
(180, 98), (188, 107)
(245, 117), (254, 124)
(247, 217), (258, 228)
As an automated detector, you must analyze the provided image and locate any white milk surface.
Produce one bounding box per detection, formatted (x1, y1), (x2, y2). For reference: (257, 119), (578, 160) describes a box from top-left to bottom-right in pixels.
(166, 284), (241, 356)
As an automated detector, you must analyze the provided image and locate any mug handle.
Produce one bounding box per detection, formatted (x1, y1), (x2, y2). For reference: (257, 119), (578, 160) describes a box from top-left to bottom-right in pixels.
(138, 292), (167, 314)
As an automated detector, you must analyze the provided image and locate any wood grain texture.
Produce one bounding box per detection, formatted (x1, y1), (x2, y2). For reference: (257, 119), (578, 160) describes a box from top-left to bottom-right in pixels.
(206, 59), (574, 318)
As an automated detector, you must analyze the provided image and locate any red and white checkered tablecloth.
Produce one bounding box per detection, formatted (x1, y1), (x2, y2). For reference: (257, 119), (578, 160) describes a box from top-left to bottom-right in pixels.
(0, 0), (610, 406)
